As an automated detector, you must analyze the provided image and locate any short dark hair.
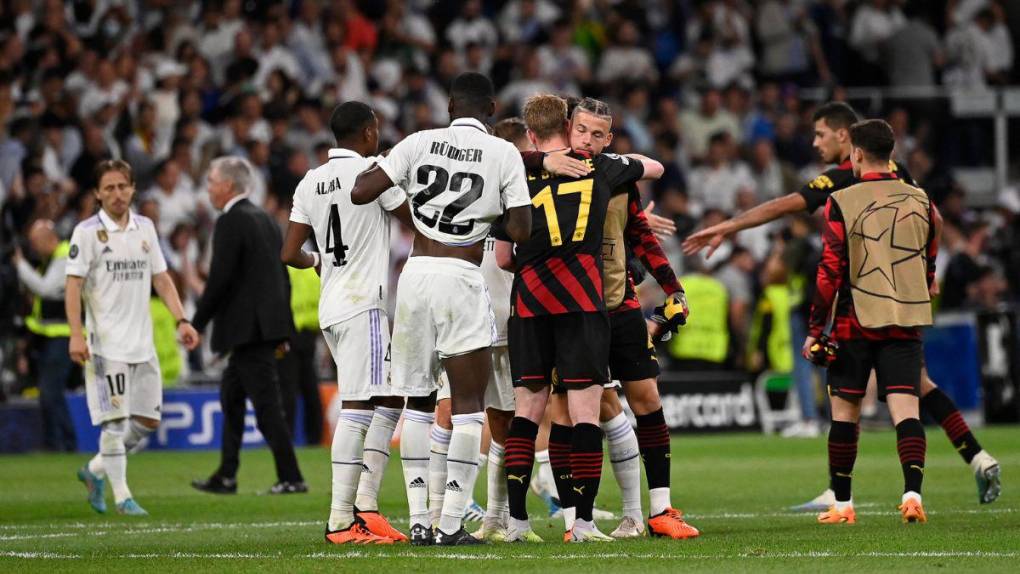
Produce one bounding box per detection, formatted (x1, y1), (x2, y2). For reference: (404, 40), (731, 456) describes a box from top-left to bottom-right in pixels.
(329, 101), (375, 143)
(813, 101), (860, 131)
(849, 119), (895, 161)
(449, 72), (495, 114)
(493, 117), (527, 144)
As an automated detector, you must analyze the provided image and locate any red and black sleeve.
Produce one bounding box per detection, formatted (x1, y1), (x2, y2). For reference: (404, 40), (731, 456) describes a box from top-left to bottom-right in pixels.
(623, 187), (682, 296)
(520, 150), (545, 173)
(809, 198), (847, 338)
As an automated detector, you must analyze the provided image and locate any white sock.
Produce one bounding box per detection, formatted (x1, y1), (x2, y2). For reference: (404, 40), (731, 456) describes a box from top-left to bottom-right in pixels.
(902, 491), (922, 505)
(534, 449), (554, 489)
(428, 425), (452, 525)
(835, 499), (854, 511)
(87, 453), (105, 478)
(328, 409), (372, 531)
(510, 517), (531, 533)
(355, 406), (401, 511)
(123, 419), (154, 454)
(649, 487), (671, 516)
(438, 412), (485, 534)
(400, 409), (434, 528)
(562, 506), (576, 531)
(602, 412), (642, 522)
(485, 442), (508, 520)
(100, 420), (131, 503)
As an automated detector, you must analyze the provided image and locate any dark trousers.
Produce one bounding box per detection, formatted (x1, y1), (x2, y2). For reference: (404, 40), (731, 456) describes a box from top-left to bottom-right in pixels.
(278, 329), (323, 444)
(215, 341), (303, 483)
(37, 336), (77, 451)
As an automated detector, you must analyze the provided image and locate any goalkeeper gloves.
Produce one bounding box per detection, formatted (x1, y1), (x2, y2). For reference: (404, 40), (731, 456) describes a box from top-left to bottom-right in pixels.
(652, 290), (688, 342)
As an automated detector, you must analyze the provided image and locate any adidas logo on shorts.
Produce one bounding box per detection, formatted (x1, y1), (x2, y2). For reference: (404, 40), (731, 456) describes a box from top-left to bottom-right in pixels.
(409, 477), (426, 488)
(445, 480), (462, 493)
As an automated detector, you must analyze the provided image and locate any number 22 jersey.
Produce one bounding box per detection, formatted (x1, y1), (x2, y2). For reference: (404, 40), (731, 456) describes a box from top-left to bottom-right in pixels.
(376, 117), (532, 246)
(507, 151), (645, 317)
(289, 147), (405, 329)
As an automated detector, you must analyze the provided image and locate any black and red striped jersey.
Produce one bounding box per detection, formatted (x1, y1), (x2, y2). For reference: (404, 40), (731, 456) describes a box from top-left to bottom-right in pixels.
(508, 151), (644, 317)
(798, 158), (916, 214)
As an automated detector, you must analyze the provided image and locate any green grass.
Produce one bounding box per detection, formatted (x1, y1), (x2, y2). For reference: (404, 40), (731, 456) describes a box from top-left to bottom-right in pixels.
(1, 426), (1018, 573)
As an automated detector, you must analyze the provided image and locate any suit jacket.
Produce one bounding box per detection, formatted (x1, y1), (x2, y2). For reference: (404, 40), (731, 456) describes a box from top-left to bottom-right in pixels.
(193, 198), (294, 353)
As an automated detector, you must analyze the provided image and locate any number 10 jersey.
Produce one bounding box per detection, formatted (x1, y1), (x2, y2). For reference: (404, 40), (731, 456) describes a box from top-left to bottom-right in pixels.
(376, 117), (532, 246)
(289, 147), (405, 328)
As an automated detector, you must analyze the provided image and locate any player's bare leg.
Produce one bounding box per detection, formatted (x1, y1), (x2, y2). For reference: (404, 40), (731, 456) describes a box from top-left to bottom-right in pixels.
(623, 379), (700, 539)
(429, 398), (453, 526)
(888, 393), (927, 523)
(599, 388), (642, 537)
(433, 348), (490, 545)
(326, 398), (393, 544)
(817, 396), (860, 525)
(400, 392), (436, 544)
(352, 395), (407, 542)
(504, 382), (548, 542)
(918, 371), (1000, 503)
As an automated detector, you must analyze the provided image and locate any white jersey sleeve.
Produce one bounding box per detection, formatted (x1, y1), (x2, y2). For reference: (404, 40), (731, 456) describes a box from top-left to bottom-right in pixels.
(144, 219), (168, 275)
(65, 223), (93, 278)
(499, 143), (532, 210)
(377, 133), (421, 191)
(289, 176), (314, 225)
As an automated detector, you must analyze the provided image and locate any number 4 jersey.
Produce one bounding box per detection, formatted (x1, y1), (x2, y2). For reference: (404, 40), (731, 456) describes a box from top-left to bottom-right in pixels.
(505, 151), (645, 317)
(290, 147), (405, 328)
(376, 117), (532, 246)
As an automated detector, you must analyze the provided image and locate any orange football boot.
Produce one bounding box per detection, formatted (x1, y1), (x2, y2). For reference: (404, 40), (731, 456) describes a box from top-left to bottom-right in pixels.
(817, 505), (856, 524)
(325, 522), (394, 544)
(648, 508), (701, 539)
(563, 530), (571, 543)
(898, 499), (927, 524)
(356, 510), (409, 542)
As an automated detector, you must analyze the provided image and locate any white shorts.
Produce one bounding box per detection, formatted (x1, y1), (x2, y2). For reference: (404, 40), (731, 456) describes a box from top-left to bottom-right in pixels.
(437, 346), (515, 411)
(391, 256), (496, 398)
(322, 309), (392, 401)
(85, 355), (162, 425)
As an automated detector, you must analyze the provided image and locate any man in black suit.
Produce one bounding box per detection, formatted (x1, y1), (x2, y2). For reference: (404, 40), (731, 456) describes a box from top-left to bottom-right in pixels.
(190, 156), (306, 495)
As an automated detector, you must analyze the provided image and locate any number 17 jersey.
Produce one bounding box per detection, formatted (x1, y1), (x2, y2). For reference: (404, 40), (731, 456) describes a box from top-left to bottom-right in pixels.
(290, 147), (405, 328)
(508, 151), (645, 317)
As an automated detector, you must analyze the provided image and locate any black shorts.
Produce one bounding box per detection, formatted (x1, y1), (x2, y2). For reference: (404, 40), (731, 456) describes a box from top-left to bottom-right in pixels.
(608, 307), (660, 383)
(509, 311), (610, 390)
(826, 338), (923, 401)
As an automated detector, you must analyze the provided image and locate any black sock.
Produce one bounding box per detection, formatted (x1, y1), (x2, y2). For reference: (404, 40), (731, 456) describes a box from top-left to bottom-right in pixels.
(828, 421), (859, 502)
(504, 417), (538, 521)
(570, 423), (604, 522)
(896, 418), (926, 494)
(921, 387), (982, 463)
(635, 409), (671, 491)
(548, 423), (574, 512)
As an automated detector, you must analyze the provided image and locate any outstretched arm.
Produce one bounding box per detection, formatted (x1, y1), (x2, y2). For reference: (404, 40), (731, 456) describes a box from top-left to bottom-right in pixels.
(351, 165), (395, 205)
(683, 192), (807, 256)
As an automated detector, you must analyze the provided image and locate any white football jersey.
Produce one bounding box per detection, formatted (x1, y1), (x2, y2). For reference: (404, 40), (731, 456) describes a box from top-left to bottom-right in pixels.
(376, 117), (531, 246)
(66, 209), (168, 363)
(290, 148), (405, 328)
(481, 235), (512, 346)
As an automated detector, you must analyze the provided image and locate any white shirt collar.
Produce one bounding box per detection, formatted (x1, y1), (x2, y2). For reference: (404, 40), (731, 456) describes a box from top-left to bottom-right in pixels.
(450, 117), (488, 133)
(223, 193), (250, 213)
(328, 147), (364, 160)
(98, 208), (139, 231)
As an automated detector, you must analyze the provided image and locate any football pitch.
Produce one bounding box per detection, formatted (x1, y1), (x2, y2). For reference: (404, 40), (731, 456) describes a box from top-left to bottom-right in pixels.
(1, 426), (1017, 573)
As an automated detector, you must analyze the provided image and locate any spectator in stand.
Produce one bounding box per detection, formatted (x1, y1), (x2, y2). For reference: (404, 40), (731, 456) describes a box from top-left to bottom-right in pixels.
(882, 3), (943, 87)
(715, 245), (757, 369)
(687, 131), (756, 215)
(749, 138), (797, 202)
(756, 0), (830, 85)
(537, 18), (591, 96)
(499, 0), (560, 44)
(498, 49), (556, 115)
(446, 0), (499, 61)
(679, 88), (742, 162)
(147, 159), (197, 238)
(850, 0), (906, 70)
(597, 20), (659, 86)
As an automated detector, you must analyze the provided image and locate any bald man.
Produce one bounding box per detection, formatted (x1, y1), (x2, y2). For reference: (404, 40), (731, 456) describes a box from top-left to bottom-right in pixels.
(14, 220), (78, 451)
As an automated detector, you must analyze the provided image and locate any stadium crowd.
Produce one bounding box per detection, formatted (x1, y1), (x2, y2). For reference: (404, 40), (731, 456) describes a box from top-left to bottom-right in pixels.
(1, 0), (1018, 449)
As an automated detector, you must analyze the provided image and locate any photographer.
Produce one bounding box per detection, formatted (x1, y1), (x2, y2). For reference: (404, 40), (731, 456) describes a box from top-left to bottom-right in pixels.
(13, 219), (77, 451)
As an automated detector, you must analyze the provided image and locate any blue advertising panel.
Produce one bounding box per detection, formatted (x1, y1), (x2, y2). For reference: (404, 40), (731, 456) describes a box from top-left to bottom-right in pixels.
(67, 387), (306, 452)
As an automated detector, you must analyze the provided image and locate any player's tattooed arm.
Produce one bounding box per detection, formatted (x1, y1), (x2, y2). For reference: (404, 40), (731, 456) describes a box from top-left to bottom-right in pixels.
(351, 164), (394, 205)
(682, 192), (807, 256)
(280, 221), (318, 271)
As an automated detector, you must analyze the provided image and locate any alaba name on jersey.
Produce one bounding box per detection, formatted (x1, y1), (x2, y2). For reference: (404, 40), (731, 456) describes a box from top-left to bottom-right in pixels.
(376, 117), (531, 246)
(66, 209), (168, 363)
(290, 148), (405, 328)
